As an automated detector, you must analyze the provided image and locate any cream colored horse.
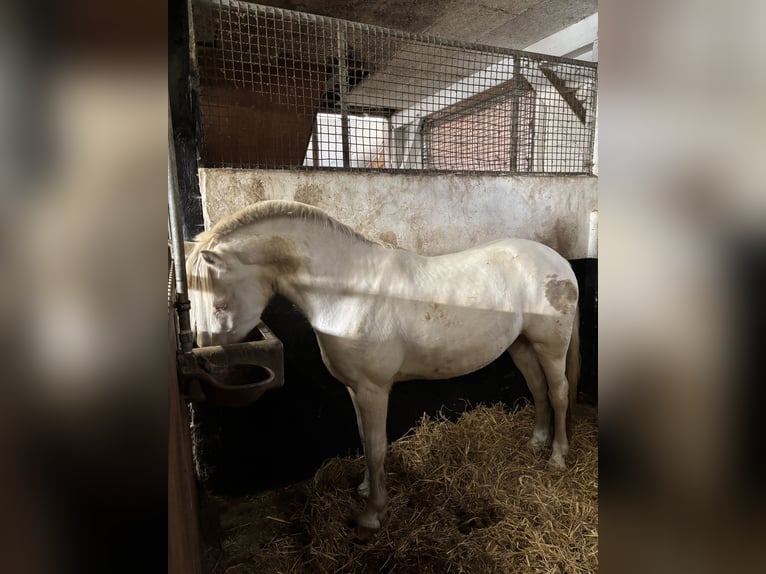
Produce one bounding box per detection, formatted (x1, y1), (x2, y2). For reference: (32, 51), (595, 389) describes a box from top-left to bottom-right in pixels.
(187, 200), (580, 534)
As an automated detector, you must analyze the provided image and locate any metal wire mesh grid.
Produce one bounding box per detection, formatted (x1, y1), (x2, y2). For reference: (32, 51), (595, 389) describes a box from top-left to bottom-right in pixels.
(191, 0), (598, 174)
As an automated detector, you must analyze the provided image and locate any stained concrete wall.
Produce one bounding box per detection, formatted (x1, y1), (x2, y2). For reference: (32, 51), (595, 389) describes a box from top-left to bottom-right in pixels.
(199, 169), (597, 259)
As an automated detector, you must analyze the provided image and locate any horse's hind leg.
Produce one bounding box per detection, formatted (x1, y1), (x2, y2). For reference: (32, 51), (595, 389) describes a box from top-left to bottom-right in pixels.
(508, 337), (551, 453)
(532, 343), (570, 470)
(346, 386), (370, 497)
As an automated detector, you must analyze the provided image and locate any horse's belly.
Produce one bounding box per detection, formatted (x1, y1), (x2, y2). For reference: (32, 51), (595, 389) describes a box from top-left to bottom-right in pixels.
(394, 307), (521, 381)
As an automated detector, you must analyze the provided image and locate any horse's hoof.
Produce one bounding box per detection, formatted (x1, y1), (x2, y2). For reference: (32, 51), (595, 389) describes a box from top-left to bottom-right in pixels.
(356, 509), (381, 535)
(527, 437), (546, 454)
(547, 454), (566, 471)
(355, 524), (378, 543)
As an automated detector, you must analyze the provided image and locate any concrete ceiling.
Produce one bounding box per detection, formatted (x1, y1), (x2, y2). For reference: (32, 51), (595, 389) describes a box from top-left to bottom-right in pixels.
(255, 0), (598, 51)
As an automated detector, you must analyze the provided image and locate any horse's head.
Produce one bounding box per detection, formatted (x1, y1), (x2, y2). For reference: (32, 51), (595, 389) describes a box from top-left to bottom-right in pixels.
(186, 244), (272, 347)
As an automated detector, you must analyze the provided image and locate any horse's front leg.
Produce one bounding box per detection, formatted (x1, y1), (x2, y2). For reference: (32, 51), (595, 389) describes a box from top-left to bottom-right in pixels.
(346, 386), (370, 497)
(353, 380), (390, 537)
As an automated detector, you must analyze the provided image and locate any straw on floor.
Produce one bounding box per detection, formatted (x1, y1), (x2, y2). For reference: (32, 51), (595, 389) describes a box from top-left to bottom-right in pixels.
(202, 403), (598, 574)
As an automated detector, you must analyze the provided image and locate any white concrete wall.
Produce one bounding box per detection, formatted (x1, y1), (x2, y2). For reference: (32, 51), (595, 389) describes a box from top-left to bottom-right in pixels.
(198, 169), (598, 259)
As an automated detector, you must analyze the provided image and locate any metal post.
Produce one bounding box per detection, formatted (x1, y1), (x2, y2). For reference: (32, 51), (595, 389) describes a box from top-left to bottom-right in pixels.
(509, 57), (521, 172)
(585, 87), (598, 174)
(168, 103), (195, 354)
(588, 38), (599, 175)
(311, 114), (320, 167)
(337, 25), (351, 168)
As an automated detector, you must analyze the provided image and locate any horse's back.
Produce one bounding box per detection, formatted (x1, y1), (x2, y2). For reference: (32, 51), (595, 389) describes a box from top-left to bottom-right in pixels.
(424, 238), (576, 305)
(462, 238), (573, 274)
(379, 238), (576, 381)
(479, 238), (579, 319)
(475, 238), (579, 349)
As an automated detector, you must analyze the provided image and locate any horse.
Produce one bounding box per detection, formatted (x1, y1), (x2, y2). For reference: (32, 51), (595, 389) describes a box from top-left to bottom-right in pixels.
(186, 200), (580, 535)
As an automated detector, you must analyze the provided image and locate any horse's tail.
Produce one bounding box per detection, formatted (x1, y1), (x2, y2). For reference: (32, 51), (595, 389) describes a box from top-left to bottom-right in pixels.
(565, 304), (581, 441)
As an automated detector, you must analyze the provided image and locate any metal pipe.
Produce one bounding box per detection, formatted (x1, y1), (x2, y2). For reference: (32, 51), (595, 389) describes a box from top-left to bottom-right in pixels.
(585, 89), (598, 174)
(509, 57), (521, 172)
(168, 104), (195, 353)
(311, 114), (320, 167)
(337, 25), (351, 168)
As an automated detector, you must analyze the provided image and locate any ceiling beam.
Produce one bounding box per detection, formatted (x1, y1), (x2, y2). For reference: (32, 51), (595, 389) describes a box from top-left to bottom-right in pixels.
(524, 13), (598, 61)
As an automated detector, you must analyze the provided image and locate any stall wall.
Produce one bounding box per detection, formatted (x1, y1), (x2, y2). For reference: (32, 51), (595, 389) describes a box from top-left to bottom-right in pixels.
(198, 169), (598, 260)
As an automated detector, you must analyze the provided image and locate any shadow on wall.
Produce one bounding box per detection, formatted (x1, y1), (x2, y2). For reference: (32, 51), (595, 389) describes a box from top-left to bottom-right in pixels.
(191, 260), (597, 495)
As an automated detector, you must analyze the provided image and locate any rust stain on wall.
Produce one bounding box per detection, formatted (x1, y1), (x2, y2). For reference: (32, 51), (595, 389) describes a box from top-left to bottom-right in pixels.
(206, 175), (266, 225)
(248, 177), (266, 203)
(378, 231), (398, 248)
(537, 218), (577, 256)
(294, 184), (323, 206)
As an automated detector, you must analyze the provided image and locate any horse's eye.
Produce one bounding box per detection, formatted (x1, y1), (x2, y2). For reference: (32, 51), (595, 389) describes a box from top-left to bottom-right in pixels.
(214, 302), (228, 312)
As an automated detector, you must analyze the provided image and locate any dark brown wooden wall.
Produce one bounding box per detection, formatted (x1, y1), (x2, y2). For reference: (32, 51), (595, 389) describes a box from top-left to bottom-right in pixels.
(168, 275), (202, 574)
(198, 61), (325, 167)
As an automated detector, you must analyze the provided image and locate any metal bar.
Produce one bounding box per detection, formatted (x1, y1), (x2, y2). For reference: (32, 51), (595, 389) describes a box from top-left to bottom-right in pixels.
(168, 103), (195, 354)
(529, 85), (536, 171)
(312, 114), (320, 167)
(584, 84), (598, 174)
(509, 57), (521, 172)
(337, 24), (350, 168)
(186, 0), (198, 70)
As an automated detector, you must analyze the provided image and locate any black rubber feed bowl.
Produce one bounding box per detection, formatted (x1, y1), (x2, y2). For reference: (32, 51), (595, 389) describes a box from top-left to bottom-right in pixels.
(178, 322), (284, 407)
(194, 362), (278, 407)
(204, 363), (273, 386)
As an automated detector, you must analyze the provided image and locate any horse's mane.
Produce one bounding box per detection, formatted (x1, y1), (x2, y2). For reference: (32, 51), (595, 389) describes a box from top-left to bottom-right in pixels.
(186, 240), (214, 336)
(193, 200), (376, 250)
(186, 200), (381, 302)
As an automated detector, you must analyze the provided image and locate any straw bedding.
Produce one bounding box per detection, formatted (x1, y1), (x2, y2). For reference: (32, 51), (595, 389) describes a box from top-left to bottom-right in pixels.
(201, 403), (598, 573)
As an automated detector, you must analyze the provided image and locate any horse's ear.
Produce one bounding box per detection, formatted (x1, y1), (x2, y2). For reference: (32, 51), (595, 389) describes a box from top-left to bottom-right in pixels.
(201, 250), (228, 271)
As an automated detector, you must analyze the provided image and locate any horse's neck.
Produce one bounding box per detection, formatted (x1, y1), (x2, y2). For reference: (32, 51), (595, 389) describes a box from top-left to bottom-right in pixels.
(256, 218), (385, 319)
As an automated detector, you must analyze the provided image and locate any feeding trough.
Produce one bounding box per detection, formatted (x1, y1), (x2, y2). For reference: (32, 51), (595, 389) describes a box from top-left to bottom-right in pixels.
(177, 322), (284, 407)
